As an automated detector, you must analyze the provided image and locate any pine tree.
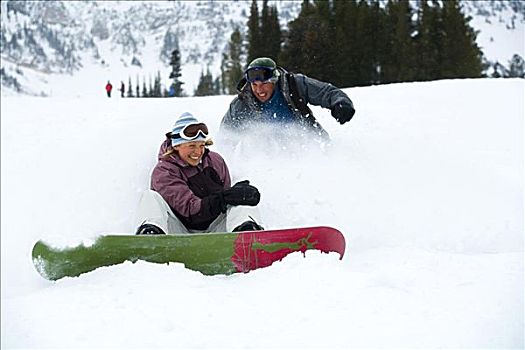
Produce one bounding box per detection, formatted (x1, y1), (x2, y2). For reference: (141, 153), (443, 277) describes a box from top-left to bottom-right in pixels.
(194, 67), (215, 96)
(245, 0), (281, 65)
(257, 0), (281, 60)
(148, 75), (155, 97)
(213, 77), (221, 95)
(142, 76), (148, 97)
(368, 1), (388, 84)
(135, 76), (140, 98)
(261, 0), (270, 50)
(332, 0), (359, 87)
(381, 0), (416, 83)
(148, 76), (153, 97)
(153, 71), (162, 97)
(440, 0), (482, 78)
(414, 0), (443, 81)
(490, 61), (507, 78)
(353, 1), (373, 85)
(268, 7), (282, 59)
(280, 0), (333, 82)
(281, 0), (312, 73)
(311, 0), (337, 82)
(224, 27), (244, 94)
(220, 53), (227, 95)
(247, 0), (262, 63)
(508, 54), (525, 78)
(169, 49), (184, 97)
(127, 77), (134, 97)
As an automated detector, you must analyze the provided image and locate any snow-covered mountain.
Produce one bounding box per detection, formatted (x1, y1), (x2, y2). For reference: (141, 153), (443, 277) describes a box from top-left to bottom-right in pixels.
(0, 0), (301, 95)
(1, 0), (524, 96)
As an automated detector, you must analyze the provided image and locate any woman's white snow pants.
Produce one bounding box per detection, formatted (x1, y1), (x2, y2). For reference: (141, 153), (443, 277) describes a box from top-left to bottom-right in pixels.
(134, 189), (263, 234)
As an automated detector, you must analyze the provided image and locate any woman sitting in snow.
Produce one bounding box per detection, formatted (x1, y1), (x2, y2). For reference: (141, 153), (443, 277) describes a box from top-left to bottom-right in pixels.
(134, 112), (264, 235)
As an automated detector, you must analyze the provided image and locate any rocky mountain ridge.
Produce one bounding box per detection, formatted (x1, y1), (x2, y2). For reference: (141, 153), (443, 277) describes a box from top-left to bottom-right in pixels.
(1, 0), (523, 96)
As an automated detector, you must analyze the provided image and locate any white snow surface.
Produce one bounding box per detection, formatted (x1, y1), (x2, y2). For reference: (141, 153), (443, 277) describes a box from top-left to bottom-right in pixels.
(1, 78), (524, 349)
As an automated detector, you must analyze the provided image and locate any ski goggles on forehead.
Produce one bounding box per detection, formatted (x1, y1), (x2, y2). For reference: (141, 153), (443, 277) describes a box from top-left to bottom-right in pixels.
(245, 67), (276, 83)
(171, 123), (209, 141)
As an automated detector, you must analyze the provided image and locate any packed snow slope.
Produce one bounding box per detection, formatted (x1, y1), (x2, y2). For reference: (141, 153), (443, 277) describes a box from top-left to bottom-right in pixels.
(1, 78), (524, 349)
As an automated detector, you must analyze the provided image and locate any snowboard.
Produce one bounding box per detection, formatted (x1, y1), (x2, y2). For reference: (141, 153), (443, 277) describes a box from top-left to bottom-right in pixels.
(32, 226), (345, 281)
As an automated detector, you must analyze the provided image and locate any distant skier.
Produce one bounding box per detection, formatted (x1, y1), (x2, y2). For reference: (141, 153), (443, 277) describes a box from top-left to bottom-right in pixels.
(220, 57), (355, 142)
(105, 81), (113, 98)
(120, 81), (125, 97)
(168, 84), (176, 97)
(134, 112), (264, 235)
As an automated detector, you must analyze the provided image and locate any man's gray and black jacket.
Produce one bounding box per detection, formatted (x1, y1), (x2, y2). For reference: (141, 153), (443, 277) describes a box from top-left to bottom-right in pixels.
(219, 67), (354, 139)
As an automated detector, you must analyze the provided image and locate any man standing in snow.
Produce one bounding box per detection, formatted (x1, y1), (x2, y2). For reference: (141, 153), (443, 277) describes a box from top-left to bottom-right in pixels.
(134, 112), (264, 235)
(220, 57), (355, 141)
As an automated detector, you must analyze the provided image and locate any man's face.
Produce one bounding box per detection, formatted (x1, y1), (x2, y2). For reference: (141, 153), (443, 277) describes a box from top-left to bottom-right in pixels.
(250, 81), (276, 103)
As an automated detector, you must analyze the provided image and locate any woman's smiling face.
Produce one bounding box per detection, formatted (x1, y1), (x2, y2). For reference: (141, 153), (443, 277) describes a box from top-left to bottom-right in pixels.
(175, 141), (206, 166)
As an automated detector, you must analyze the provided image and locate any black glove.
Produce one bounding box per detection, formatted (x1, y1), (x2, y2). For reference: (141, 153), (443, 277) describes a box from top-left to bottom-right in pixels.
(223, 180), (260, 206)
(331, 102), (355, 124)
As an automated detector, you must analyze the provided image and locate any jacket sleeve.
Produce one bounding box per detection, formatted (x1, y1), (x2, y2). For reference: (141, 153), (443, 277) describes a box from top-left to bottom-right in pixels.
(220, 103), (236, 131)
(218, 99), (246, 151)
(294, 73), (354, 111)
(215, 153), (232, 190)
(220, 95), (255, 130)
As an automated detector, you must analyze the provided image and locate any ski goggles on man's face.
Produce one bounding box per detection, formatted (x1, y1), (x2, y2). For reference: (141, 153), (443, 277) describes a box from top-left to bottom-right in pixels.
(171, 123), (209, 141)
(245, 67), (276, 83)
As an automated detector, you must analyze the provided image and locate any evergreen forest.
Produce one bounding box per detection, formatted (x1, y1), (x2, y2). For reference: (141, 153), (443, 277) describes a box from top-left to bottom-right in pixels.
(132, 0), (523, 97)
